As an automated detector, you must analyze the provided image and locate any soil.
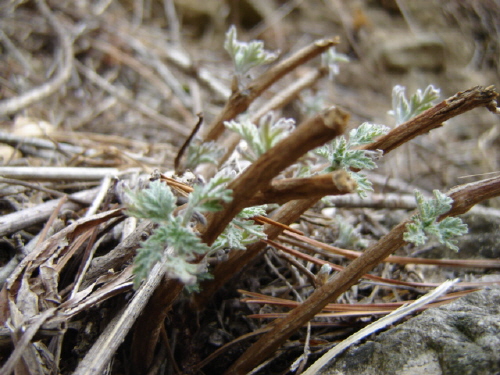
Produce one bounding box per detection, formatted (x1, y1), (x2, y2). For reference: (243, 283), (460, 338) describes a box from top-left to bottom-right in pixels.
(0, 1), (499, 374)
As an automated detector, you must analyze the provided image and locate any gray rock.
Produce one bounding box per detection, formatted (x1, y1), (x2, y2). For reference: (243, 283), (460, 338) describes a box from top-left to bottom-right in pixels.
(379, 33), (445, 72)
(321, 286), (500, 375)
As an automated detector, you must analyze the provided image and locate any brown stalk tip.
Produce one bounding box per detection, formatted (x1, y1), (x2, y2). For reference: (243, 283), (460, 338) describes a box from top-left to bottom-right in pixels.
(332, 169), (357, 193)
(321, 106), (350, 130)
(481, 85), (498, 100)
(315, 36), (341, 47)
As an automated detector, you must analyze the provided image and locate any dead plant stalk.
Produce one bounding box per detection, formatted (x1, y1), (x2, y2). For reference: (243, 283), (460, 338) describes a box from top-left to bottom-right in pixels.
(130, 106), (349, 372)
(226, 174), (500, 374)
(202, 37), (340, 142)
(193, 85), (499, 312)
(201, 106), (349, 245)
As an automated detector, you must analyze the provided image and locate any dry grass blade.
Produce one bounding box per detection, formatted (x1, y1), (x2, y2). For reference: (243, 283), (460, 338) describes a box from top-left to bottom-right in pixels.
(240, 288), (476, 316)
(4, 209), (124, 289)
(0, 307), (57, 375)
(264, 238), (498, 289)
(302, 279), (459, 375)
(282, 231), (500, 268)
(72, 258), (172, 375)
(0, 207), (125, 374)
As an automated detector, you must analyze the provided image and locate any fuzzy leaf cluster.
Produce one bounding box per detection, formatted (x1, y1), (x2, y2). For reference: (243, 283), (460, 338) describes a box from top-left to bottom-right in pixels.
(126, 175), (233, 288)
(211, 206), (267, 251)
(126, 179), (176, 222)
(225, 115), (295, 161)
(224, 25), (278, 76)
(404, 190), (468, 251)
(182, 172), (233, 226)
(126, 173), (268, 289)
(316, 122), (389, 197)
(334, 215), (368, 249)
(389, 84), (440, 125)
(321, 47), (350, 79)
(132, 227), (168, 287)
(186, 140), (225, 170)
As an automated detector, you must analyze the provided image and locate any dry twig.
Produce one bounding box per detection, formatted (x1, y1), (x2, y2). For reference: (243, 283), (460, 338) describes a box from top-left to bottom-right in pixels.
(0, 0), (73, 116)
(0, 188), (98, 237)
(362, 86), (499, 154)
(131, 106), (349, 371)
(225, 175), (500, 374)
(202, 37), (340, 142)
(202, 106), (349, 245)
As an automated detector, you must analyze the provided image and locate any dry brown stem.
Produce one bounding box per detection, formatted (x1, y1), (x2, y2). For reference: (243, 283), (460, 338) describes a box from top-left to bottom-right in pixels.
(445, 175), (500, 217)
(362, 85), (499, 154)
(202, 106), (349, 246)
(247, 170), (355, 206)
(202, 37), (340, 142)
(225, 175), (500, 375)
(130, 278), (184, 373)
(132, 106), (349, 368)
(192, 197), (321, 309)
(218, 68), (327, 166)
(252, 69), (326, 121)
(194, 110), (354, 309)
(192, 86), (499, 310)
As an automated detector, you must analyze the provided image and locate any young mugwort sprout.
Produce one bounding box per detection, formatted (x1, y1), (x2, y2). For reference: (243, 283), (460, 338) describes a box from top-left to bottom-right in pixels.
(389, 84), (440, 125)
(126, 172), (267, 289)
(321, 47), (350, 79)
(315, 122), (390, 197)
(224, 25), (279, 77)
(404, 189), (468, 251)
(225, 113), (295, 162)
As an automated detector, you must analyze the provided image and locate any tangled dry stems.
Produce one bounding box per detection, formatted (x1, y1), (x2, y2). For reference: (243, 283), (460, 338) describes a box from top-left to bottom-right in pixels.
(1, 1), (500, 374)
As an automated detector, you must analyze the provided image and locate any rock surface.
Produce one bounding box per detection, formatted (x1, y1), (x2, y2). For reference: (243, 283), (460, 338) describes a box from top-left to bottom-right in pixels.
(321, 286), (500, 375)
(378, 32), (446, 72)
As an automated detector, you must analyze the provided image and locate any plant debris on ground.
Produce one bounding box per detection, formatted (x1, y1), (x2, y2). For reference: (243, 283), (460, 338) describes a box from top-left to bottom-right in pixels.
(0, 1), (500, 374)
